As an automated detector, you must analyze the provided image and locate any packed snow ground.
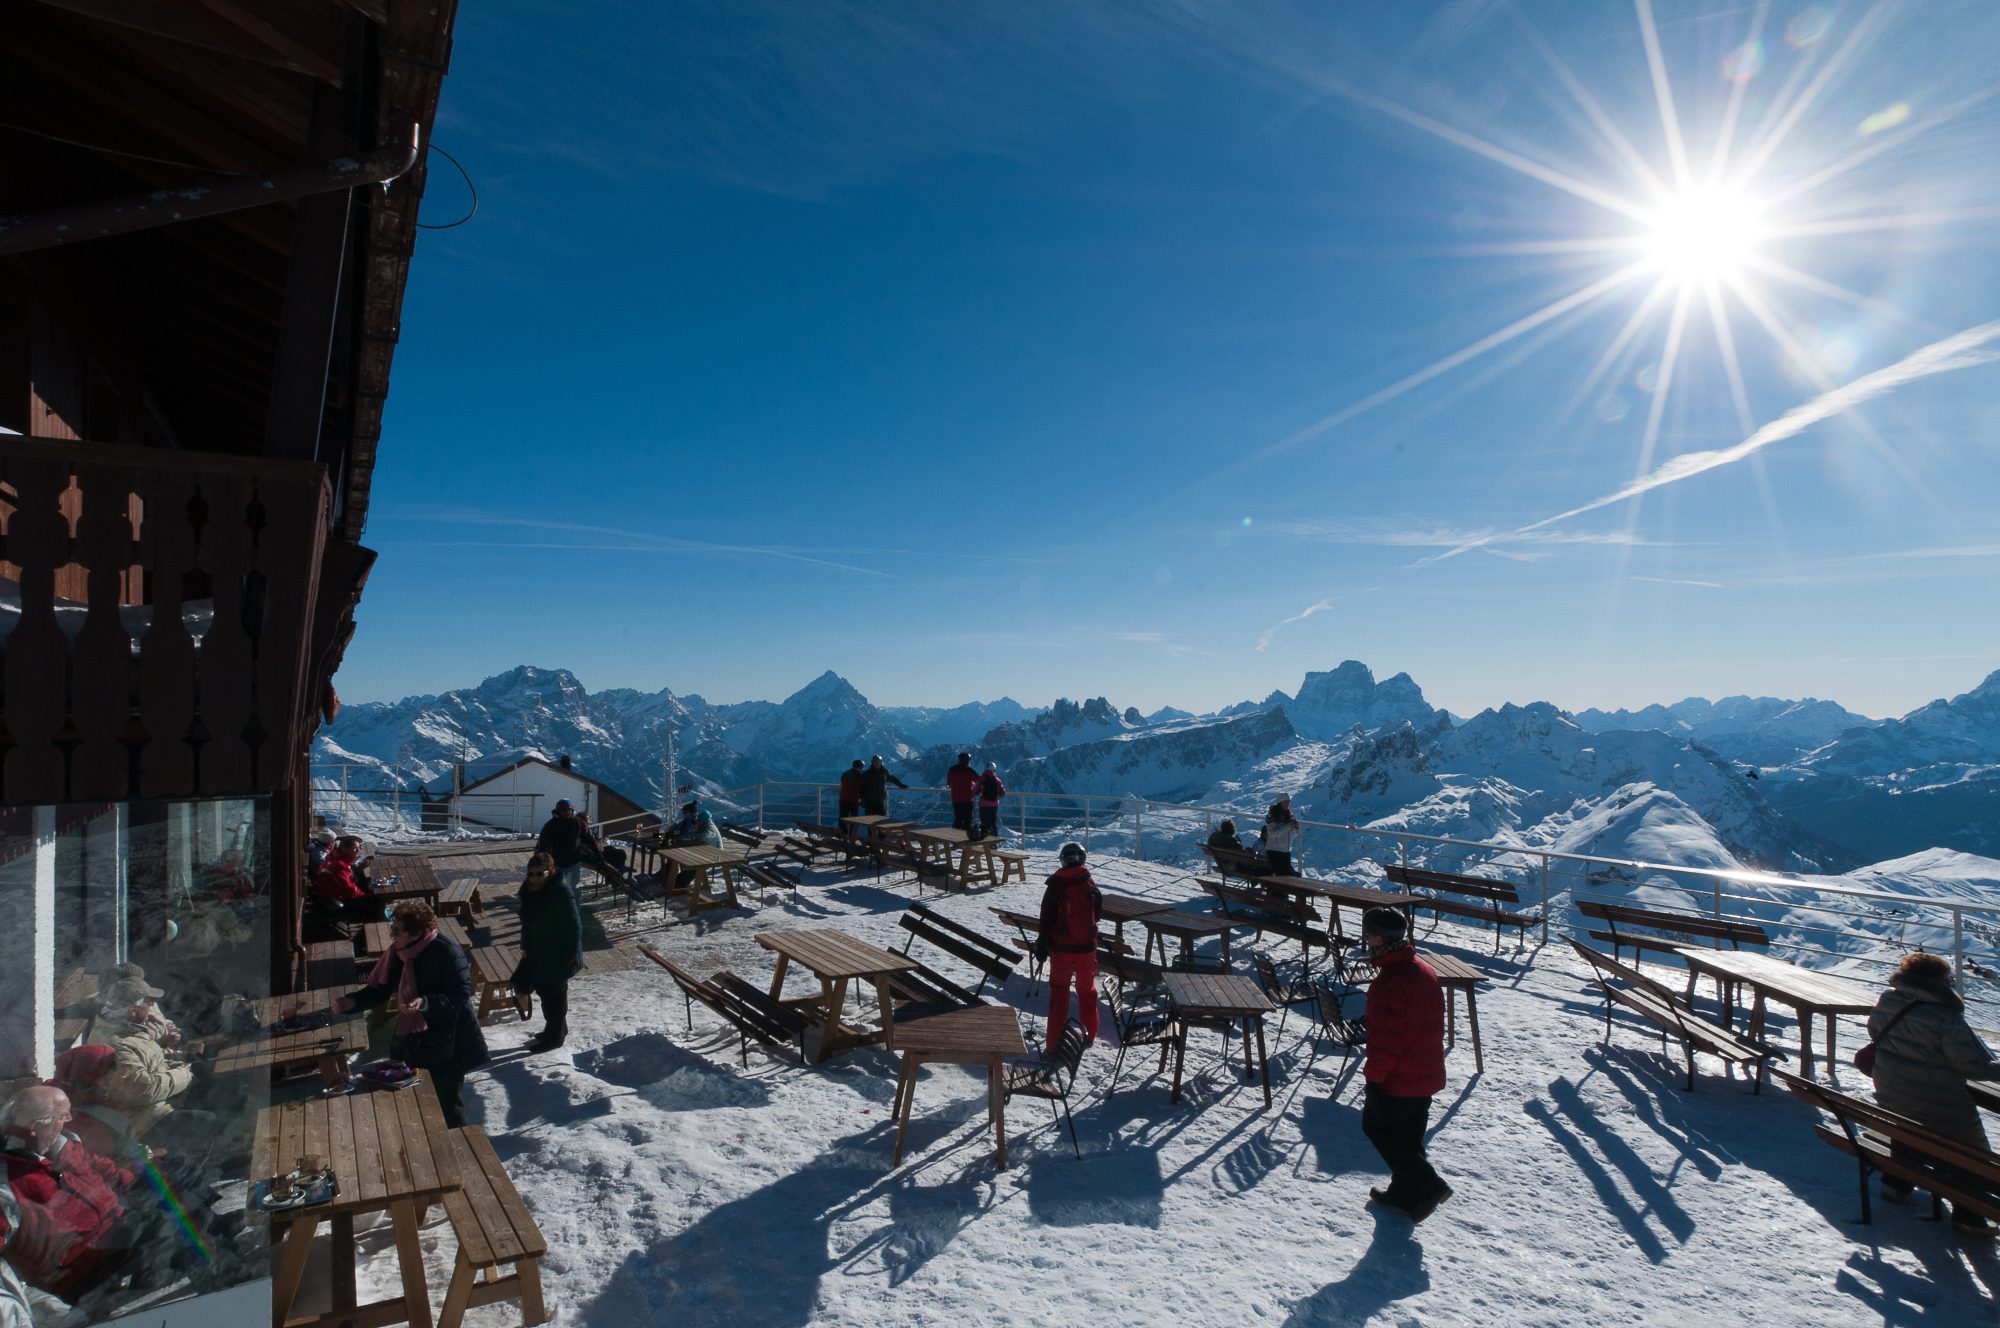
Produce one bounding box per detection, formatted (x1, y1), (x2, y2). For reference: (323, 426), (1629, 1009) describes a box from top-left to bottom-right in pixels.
(318, 850), (1995, 1327)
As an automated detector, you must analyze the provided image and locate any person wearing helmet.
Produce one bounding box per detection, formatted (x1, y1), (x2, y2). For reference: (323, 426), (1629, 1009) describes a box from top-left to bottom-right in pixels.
(976, 762), (1006, 841)
(1035, 843), (1103, 1053)
(1358, 906), (1451, 1221)
(945, 753), (980, 833)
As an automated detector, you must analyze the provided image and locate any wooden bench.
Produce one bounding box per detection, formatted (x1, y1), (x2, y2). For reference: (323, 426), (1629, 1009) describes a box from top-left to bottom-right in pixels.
(1385, 864), (1541, 949)
(898, 904), (1020, 996)
(885, 961), (984, 1009)
(440, 1125), (548, 1328)
(639, 946), (809, 1064)
(990, 849), (1029, 884)
(1781, 1069), (2000, 1227)
(1197, 878), (1332, 964)
(1571, 939), (1783, 1092)
(357, 921), (393, 959)
(738, 860), (799, 896)
(793, 821), (880, 869)
(439, 877), (485, 923)
(1577, 899), (1768, 977)
(717, 822), (763, 848)
(1201, 842), (1270, 883)
(469, 943), (525, 1020)
(305, 939), (358, 991)
(986, 907), (1133, 989)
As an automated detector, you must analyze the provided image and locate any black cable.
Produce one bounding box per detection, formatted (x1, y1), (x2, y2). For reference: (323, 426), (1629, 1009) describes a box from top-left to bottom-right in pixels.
(0, 118), (230, 173)
(415, 144), (478, 230)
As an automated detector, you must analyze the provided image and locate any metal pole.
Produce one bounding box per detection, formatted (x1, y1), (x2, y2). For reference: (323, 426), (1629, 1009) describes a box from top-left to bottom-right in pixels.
(1135, 800), (1145, 862)
(815, 785), (823, 827)
(1953, 908), (1966, 994)
(758, 784), (767, 832)
(340, 765), (349, 825)
(1084, 798), (1092, 855)
(1399, 836), (1409, 871)
(1540, 854), (1551, 943)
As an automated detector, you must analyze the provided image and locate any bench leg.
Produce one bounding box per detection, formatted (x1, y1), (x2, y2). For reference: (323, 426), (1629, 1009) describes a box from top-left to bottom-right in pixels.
(520, 1256), (548, 1326)
(439, 1254), (475, 1328)
(1466, 988), (1484, 1075)
(391, 1199), (435, 1328)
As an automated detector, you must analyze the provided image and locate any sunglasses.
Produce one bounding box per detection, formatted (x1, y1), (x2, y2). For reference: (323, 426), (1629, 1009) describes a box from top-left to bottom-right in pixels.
(527, 869), (549, 878)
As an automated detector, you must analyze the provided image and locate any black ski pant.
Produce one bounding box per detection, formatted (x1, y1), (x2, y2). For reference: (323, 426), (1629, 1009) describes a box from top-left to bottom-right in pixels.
(1362, 1083), (1446, 1207)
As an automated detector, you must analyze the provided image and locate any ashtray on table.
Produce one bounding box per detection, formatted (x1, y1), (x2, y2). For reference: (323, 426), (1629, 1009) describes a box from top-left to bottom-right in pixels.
(270, 1010), (333, 1035)
(251, 1168), (338, 1212)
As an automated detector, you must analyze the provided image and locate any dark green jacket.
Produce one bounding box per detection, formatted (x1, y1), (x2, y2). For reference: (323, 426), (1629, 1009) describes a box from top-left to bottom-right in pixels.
(517, 876), (583, 988)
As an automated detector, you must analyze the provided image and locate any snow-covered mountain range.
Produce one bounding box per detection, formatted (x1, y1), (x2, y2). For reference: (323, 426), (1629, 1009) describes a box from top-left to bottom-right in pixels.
(316, 659), (2000, 875)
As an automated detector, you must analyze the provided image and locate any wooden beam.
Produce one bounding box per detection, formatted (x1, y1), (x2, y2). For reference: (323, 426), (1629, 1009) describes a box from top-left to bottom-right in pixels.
(24, 0), (342, 83)
(264, 82), (353, 461)
(190, 0), (346, 86)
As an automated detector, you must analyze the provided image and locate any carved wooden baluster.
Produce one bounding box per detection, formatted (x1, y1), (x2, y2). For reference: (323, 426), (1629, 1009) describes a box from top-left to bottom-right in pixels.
(239, 485), (270, 786)
(139, 468), (197, 797)
(0, 457), (16, 797)
(201, 472), (255, 792)
(3, 457), (71, 801)
(181, 484), (214, 794)
(119, 475), (152, 796)
(73, 463), (137, 799)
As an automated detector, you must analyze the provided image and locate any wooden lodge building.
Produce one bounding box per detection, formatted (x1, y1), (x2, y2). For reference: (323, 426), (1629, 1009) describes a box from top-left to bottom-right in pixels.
(0, 5), (464, 1315)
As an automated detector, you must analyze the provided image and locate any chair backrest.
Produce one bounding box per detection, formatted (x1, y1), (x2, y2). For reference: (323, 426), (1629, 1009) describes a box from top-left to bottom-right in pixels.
(1251, 953), (1281, 994)
(1051, 1019), (1090, 1085)
(1317, 986), (1364, 1041)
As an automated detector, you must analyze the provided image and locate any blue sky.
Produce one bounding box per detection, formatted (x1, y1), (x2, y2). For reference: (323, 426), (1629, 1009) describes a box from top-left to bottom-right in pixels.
(348, 0), (2000, 720)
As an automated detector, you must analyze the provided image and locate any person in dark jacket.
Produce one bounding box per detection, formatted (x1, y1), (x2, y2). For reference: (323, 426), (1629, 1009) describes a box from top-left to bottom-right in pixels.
(1359, 906), (1450, 1221)
(945, 753), (980, 832)
(511, 852), (583, 1053)
(1035, 843), (1103, 1052)
(535, 798), (589, 890)
(837, 760), (865, 826)
(1866, 951), (2000, 1237)
(1206, 819), (1244, 853)
(859, 756), (907, 817)
(1258, 795), (1299, 875)
(335, 901), (489, 1129)
(977, 762), (1006, 840)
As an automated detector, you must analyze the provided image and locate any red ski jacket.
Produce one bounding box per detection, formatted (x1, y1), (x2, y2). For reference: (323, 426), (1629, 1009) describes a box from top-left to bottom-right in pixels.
(2, 1136), (133, 1300)
(1363, 943), (1447, 1097)
(315, 851), (366, 903)
(945, 765), (981, 803)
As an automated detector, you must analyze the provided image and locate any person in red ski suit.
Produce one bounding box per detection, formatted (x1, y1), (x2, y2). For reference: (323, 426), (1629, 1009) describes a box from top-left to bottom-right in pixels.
(1035, 842), (1103, 1052)
(837, 761), (865, 826)
(1359, 906), (1451, 1220)
(0, 1086), (136, 1303)
(944, 753), (980, 832)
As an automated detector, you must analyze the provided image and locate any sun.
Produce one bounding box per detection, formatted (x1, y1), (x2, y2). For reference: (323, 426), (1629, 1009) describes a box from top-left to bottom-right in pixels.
(1641, 187), (1766, 286)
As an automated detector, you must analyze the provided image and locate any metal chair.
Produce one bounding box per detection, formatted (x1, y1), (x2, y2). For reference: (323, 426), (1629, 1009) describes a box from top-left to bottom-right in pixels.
(1252, 952), (1320, 1039)
(1003, 1019), (1089, 1157)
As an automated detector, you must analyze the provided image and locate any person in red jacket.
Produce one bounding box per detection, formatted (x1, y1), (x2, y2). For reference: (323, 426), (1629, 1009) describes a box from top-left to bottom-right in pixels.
(944, 752), (980, 832)
(837, 760), (864, 828)
(0, 1085), (135, 1303)
(1359, 906), (1451, 1220)
(314, 836), (379, 920)
(1035, 843), (1103, 1052)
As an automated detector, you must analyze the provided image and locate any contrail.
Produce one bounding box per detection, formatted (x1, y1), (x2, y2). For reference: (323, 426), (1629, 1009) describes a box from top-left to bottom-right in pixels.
(1426, 319), (2000, 563)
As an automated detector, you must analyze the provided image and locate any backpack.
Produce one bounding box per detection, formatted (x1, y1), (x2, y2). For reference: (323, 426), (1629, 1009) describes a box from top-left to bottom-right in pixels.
(980, 772), (1002, 800)
(1050, 873), (1096, 949)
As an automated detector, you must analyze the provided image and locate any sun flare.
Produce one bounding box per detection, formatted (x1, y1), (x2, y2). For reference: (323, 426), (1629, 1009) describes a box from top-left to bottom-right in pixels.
(1641, 188), (1766, 286)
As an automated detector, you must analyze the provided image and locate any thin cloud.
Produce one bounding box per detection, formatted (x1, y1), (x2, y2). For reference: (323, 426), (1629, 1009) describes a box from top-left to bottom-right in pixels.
(1630, 575), (1725, 589)
(1424, 319), (2000, 564)
(1111, 632), (1225, 661)
(1253, 519), (1667, 550)
(1255, 587), (1379, 653)
(377, 510), (899, 579)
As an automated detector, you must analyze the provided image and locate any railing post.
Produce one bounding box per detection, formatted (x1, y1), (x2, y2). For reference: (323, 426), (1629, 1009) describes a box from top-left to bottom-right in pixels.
(814, 785), (822, 828)
(1712, 874), (1723, 928)
(1398, 837), (1409, 871)
(759, 784), (767, 832)
(340, 764), (349, 825)
(1953, 908), (1966, 994)
(1134, 800), (1145, 862)
(1083, 798), (1092, 855)
(1540, 854), (1551, 944)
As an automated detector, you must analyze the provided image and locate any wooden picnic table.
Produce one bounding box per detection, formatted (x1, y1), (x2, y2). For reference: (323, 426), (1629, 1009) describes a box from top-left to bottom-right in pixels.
(1423, 953), (1490, 1073)
(908, 827), (1004, 887)
(1261, 876), (1416, 936)
(1139, 909), (1240, 969)
(1164, 972), (1275, 1107)
(659, 844), (749, 913)
(890, 1003), (1028, 1168)
(256, 1071), (462, 1328)
(207, 986), (366, 1088)
(756, 929), (920, 1062)
(840, 815), (914, 840)
(1099, 892), (1173, 950)
(369, 856), (443, 911)
(1675, 947), (1876, 1075)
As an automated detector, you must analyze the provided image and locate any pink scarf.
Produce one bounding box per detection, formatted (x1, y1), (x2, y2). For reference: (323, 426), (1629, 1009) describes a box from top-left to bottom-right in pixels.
(366, 929), (436, 1036)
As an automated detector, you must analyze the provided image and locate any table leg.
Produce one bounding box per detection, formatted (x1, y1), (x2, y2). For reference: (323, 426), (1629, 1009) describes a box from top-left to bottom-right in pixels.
(1466, 987), (1484, 1074)
(989, 1059), (1008, 1168)
(1220, 930), (1232, 965)
(767, 954), (791, 1001)
(874, 977), (898, 1051)
(390, 1199), (434, 1328)
(1256, 1017), (1271, 1108)
(1444, 988), (1459, 1053)
(1170, 1020), (1188, 1104)
(1748, 992), (1768, 1044)
(269, 1213), (319, 1325)
(824, 976), (851, 1054)
(719, 865), (741, 909)
(1824, 1011), (1837, 1074)
(331, 1211), (356, 1312)
(892, 1056), (919, 1165)
(1798, 1010), (1815, 1076)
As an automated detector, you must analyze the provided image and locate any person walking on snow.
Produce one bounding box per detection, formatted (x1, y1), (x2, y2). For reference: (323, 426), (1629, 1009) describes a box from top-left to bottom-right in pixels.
(945, 753), (980, 832)
(511, 851), (583, 1053)
(837, 760), (865, 826)
(977, 762), (1006, 840)
(1358, 906), (1451, 1221)
(859, 755), (907, 817)
(1035, 843), (1103, 1052)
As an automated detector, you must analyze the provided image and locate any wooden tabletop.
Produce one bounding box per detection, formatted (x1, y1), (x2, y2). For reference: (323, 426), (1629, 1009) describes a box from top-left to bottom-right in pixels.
(756, 929), (920, 981)
(1676, 949), (1876, 1011)
(1424, 954), (1488, 988)
(1267, 878), (1416, 910)
(252, 1074), (461, 1217)
(208, 986), (366, 1076)
(892, 1003), (1026, 1059)
(1099, 893), (1174, 924)
(370, 856), (442, 899)
(840, 816), (908, 830)
(1141, 910), (1240, 939)
(658, 844), (748, 869)
(1164, 972), (1274, 1018)
(909, 827), (992, 848)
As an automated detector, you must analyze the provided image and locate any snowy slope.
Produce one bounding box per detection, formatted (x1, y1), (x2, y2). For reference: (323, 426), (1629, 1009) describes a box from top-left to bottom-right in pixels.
(1572, 694), (1880, 766)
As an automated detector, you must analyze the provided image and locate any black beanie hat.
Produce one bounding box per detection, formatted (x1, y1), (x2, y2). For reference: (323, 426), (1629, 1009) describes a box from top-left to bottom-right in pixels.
(1362, 907), (1407, 942)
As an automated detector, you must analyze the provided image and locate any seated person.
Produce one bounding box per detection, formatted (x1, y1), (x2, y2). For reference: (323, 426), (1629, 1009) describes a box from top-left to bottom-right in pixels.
(314, 835), (380, 920)
(660, 801), (721, 894)
(207, 849), (256, 903)
(0, 1086), (134, 1305)
(93, 978), (196, 1144)
(52, 1046), (152, 1174)
(305, 826), (336, 880)
(1206, 819), (1245, 853)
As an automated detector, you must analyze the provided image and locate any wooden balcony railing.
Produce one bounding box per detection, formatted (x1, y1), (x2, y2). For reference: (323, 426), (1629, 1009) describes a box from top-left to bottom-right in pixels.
(0, 436), (329, 803)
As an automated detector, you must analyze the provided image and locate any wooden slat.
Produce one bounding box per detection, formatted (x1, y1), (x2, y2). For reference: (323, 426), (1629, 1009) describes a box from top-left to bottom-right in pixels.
(351, 1092), (386, 1206)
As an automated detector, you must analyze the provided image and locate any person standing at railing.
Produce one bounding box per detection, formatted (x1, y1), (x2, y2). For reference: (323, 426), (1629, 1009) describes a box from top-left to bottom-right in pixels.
(838, 760), (865, 826)
(1258, 795), (1299, 875)
(535, 798), (589, 891)
(1865, 951), (2000, 1238)
(977, 762), (1006, 840)
(859, 755), (907, 818)
(945, 753), (980, 832)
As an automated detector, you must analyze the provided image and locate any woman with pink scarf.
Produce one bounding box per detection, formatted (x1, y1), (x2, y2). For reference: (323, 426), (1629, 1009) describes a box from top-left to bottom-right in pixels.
(333, 902), (489, 1128)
